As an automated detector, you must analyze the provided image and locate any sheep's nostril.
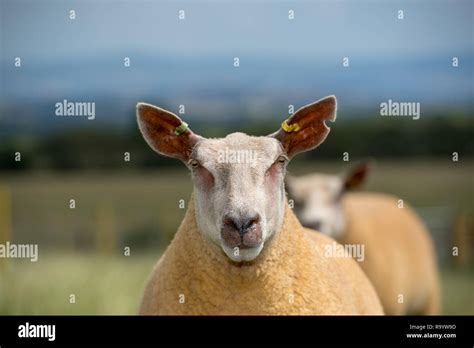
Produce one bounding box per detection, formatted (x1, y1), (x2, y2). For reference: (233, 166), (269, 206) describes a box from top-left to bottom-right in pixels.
(223, 216), (239, 231)
(241, 215), (260, 235)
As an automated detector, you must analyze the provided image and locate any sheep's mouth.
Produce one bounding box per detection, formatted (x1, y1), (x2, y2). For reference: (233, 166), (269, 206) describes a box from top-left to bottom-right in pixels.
(220, 222), (263, 250)
(237, 244), (258, 250)
(220, 242), (264, 263)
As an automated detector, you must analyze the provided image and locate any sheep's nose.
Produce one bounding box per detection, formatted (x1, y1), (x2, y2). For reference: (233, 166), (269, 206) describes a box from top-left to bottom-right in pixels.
(223, 215), (259, 235)
(221, 214), (262, 249)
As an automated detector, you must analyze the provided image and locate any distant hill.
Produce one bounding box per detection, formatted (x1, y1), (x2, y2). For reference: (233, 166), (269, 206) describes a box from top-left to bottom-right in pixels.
(1, 53), (472, 136)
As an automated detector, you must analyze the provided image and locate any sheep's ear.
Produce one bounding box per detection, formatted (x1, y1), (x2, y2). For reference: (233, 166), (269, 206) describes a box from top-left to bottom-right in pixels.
(270, 96), (337, 158)
(136, 103), (202, 162)
(343, 161), (371, 191)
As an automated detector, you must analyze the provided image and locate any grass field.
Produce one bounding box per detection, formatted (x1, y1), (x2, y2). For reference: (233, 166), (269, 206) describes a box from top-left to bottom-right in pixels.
(0, 253), (157, 315)
(0, 159), (472, 314)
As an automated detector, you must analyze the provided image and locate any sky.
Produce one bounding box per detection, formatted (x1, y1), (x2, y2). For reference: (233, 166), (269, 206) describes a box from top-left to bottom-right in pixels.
(2, 0), (472, 60)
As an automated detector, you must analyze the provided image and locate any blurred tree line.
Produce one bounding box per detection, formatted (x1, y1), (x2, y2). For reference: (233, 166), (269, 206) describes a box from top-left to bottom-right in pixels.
(0, 115), (472, 171)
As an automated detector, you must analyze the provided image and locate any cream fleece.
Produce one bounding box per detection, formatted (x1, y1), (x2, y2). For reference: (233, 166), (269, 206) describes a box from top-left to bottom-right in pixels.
(139, 195), (383, 315)
(341, 193), (440, 315)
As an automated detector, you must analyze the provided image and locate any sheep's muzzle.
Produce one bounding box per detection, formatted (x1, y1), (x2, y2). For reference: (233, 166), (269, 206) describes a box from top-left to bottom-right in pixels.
(221, 214), (263, 249)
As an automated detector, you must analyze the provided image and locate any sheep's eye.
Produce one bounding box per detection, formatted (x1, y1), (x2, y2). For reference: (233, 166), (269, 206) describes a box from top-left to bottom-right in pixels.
(189, 159), (199, 168)
(266, 155), (288, 177)
(277, 155), (288, 164)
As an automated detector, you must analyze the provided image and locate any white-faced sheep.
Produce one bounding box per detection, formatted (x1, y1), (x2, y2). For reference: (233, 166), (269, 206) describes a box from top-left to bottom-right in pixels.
(286, 162), (440, 315)
(136, 96), (383, 315)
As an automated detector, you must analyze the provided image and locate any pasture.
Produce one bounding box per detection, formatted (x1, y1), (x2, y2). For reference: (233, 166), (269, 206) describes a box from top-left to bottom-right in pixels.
(0, 160), (472, 314)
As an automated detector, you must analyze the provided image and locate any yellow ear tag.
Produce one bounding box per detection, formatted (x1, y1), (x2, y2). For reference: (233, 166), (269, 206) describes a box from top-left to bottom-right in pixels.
(174, 122), (189, 136)
(281, 119), (301, 133)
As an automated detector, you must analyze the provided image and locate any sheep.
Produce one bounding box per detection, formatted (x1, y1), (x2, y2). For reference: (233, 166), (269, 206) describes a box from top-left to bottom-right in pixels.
(136, 96), (383, 315)
(286, 162), (440, 315)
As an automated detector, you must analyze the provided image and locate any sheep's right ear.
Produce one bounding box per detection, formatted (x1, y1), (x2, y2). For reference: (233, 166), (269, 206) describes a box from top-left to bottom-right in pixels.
(136, 103), (203, 162)
(270, 96), (337, 159)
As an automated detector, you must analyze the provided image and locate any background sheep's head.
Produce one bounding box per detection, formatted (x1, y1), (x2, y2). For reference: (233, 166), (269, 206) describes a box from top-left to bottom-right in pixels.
(286, 161), (370, 239)
(136, 96), (337, 263)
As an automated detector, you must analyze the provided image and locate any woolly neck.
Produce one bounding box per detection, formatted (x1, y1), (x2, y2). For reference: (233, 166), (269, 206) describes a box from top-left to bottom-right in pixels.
(165, 192), (305, 283)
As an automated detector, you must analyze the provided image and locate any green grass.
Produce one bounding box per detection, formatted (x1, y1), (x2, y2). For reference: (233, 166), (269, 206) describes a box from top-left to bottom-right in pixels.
(441, 268), (474, 315)
(0, 253), (158, 315)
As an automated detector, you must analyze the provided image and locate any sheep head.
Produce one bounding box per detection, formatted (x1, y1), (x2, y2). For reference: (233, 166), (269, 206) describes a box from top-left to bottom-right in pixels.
(136, 95), (337, 263)
(286, 161), (371, 238)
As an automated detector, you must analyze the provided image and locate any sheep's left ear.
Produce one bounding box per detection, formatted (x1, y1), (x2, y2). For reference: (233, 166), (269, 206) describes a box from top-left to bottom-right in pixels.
(343, 161), (371, 191)
(136, 103), (203, 162)
(270, 96), (337, 158)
